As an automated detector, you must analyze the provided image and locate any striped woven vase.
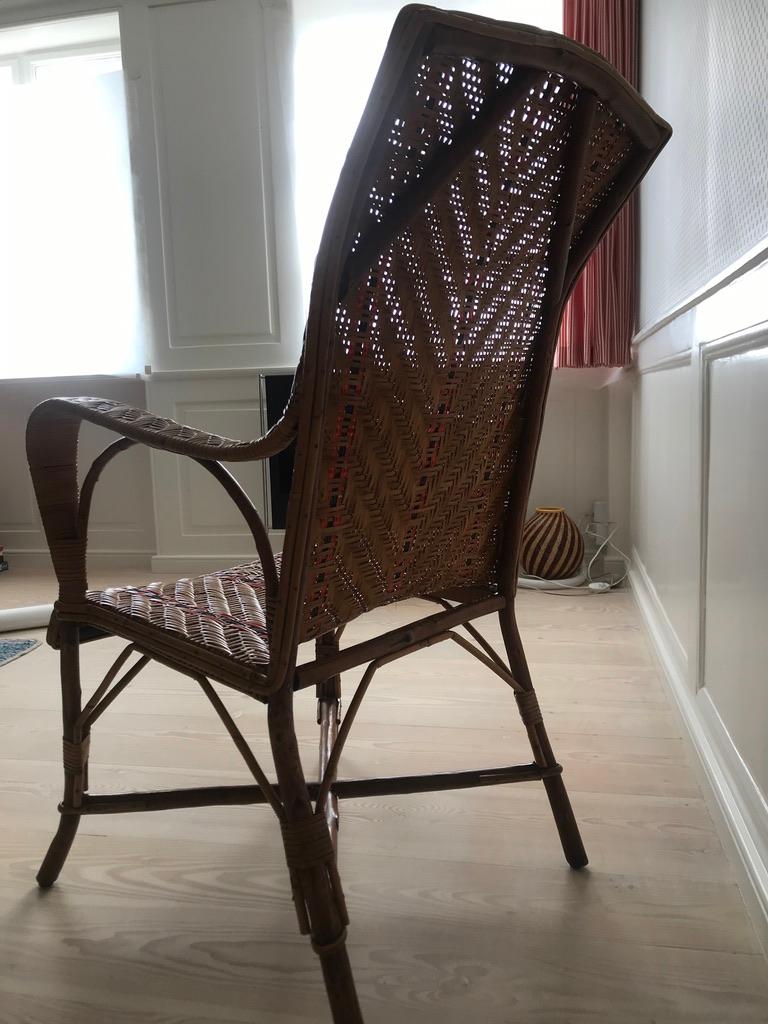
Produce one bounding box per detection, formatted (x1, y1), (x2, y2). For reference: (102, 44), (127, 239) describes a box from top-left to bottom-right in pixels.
(520, 507), (584, 581)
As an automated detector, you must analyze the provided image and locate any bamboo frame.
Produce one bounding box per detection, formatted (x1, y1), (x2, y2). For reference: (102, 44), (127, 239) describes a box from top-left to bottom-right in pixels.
(61, 764), (563, 816)
(26, 8), (671, 1022)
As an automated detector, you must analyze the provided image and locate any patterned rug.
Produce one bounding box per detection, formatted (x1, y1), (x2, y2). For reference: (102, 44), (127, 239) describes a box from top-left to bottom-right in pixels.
(0, 638), (41, 667)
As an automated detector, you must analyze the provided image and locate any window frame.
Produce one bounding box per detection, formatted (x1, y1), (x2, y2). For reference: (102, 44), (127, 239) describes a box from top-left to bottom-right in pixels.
(0, 38), (121, 85)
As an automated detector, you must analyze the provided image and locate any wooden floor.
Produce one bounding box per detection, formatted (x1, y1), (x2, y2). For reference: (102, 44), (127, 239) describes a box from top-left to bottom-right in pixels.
(1, 568), (767, 1023)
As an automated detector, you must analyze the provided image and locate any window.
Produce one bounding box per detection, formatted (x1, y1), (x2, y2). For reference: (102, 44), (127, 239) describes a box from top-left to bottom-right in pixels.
(0, 14), (143, 378)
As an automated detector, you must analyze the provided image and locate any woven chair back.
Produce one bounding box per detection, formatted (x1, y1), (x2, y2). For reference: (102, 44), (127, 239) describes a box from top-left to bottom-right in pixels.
(274, 6), (670, 652)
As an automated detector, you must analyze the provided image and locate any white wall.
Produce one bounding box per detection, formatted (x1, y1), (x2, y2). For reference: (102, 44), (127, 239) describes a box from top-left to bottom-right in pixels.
(529, 369), (630, 556)
(632, 0), (768, 947)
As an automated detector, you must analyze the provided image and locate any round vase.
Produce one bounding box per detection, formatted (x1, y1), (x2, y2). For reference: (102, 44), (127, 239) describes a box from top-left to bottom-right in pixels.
(520, 507), (584, 581)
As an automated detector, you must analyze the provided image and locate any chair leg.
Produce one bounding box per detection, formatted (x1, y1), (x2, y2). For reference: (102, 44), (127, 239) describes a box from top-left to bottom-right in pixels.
(37, 814), (81, 889)
(541, 773), (588, 869)
(37, 622), (86, 888)
(316, 631), (342, 847)
(269, 686), (364, 1024)
(499, 605), (588, 869)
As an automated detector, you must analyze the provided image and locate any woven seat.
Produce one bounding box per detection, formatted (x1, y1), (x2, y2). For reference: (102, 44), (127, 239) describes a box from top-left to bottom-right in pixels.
(86, 556), (281, 669)
(25, 9), (670, 1021)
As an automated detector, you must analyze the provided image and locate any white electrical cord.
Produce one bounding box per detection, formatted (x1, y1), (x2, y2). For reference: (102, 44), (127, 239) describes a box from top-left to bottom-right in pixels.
(518, 571), (587, 590)
(584, 525), (629, 588)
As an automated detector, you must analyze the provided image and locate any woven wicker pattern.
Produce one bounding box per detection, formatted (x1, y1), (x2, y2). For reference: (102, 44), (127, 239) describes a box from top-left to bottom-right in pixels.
(86, 556), (280, 668)
(300, 58), (635, 639)
(572, 100), (634, 242)
(35, 397), (264, 461)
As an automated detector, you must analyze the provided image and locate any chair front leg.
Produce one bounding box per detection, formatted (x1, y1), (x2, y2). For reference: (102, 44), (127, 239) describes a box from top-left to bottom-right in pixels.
(37, 622), (86, 887)
(268, 685), (363, 1024)
(499, 604), (588, 869)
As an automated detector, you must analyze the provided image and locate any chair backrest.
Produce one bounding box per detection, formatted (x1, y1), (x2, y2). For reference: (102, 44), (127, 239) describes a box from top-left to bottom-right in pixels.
(274, 5), (670, 663)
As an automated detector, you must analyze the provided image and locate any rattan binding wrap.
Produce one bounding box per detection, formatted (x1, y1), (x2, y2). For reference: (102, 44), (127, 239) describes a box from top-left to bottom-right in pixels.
(281, 813), (349, 934)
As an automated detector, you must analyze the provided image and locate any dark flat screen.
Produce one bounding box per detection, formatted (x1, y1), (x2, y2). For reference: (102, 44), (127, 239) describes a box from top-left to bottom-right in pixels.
(264, 374), (295, 530)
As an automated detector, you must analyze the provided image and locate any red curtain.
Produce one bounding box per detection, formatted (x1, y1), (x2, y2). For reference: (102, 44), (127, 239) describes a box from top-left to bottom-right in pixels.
(556, 0), (638, 368)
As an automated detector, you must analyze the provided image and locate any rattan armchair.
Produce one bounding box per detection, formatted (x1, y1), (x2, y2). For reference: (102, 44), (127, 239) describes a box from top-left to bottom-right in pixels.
(27, 7), (670, 1022)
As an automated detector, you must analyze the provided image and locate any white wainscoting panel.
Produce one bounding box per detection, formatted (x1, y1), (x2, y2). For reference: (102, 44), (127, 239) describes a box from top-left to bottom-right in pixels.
(633, 259), (768, 950)
(147, 374), (268, 573)
(145, 0), (283, 371)
(631, 360), (697, 665)
(703, 333), (768, 795)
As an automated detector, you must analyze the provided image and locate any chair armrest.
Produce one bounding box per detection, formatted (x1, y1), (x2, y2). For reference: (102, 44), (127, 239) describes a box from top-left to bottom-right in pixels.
(26, 393), (298, 603)
(27, 395), (297, 462)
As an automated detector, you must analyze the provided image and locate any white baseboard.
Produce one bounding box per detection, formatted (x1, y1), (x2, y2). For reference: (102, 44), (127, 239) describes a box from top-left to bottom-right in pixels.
(630, 548), (768, 954)
(8, 534), (286, 577)
(4, 549), (154, 571)
(629, 547), (687, 682)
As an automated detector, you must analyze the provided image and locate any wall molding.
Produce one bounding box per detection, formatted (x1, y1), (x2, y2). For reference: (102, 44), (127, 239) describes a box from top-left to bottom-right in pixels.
(695, 322), (768, 691)
(5, 548), (154, 570)
(630, 548), (768, 956)
(635, 349), (692, 375)
(147, 366), (296, 382)
(144, 0), (283, 371)
(0, 373), (143, 386)
(699, 318), (768, 362)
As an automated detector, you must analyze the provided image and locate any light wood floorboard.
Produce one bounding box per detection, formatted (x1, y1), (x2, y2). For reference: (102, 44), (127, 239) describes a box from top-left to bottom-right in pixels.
(1, 571), (767, 1022)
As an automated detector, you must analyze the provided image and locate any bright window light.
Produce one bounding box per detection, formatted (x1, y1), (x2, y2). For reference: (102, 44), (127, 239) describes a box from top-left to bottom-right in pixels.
(0, 14), (143, 379)
(293, 0), (563, 313)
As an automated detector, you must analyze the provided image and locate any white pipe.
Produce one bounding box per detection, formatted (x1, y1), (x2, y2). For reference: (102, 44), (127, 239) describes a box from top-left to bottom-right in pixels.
(0, 604), (53, 633)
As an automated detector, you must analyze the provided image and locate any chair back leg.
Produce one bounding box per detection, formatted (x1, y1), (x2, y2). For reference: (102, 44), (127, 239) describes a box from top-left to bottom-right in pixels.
(37, 622), (85, 887)
(499, 604), (588, 869)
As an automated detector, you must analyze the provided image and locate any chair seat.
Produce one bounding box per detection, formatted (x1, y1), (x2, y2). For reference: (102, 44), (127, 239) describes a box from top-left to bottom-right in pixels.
(86, 555), (281, 669)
